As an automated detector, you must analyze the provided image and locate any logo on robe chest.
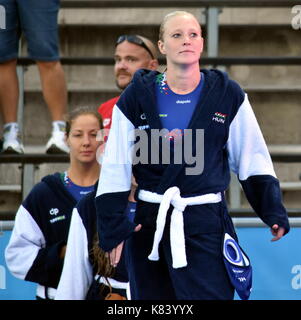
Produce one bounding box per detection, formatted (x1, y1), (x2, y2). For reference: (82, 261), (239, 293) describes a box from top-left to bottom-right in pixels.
(212, 112), (227, 124)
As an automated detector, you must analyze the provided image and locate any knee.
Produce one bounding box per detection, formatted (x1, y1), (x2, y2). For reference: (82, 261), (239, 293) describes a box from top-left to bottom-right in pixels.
(0, 59), (17, 68)
(36, 60), (62, 71)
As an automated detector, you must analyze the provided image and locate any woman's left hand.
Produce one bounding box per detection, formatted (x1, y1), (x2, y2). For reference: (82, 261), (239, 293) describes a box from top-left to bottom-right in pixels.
(270, 224), (285, 242)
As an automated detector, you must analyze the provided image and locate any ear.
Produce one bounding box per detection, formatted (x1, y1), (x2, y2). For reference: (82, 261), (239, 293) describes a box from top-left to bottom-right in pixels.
(200, 37), (204, 54)
(158, 40), (166, 55)
(148, 59), (159, 71)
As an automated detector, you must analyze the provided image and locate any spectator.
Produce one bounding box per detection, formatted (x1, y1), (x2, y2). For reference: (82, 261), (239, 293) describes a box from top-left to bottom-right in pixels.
(0, 0), (68, 154)
(98, 34), (159, 129)
(5, 107), (102, 299)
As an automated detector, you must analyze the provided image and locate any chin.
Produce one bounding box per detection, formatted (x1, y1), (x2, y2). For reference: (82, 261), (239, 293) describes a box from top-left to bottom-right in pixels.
(176, 58), (200, 66)
(79, 157), (95, 163)
(116, 79), (130, 90)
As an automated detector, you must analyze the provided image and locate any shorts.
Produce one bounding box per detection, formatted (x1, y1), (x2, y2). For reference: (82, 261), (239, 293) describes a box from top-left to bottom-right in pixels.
(0, 0), (60, 62)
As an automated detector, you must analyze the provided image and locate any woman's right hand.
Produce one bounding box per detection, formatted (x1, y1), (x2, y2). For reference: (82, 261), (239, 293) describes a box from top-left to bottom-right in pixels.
(109, 224), (142, 267)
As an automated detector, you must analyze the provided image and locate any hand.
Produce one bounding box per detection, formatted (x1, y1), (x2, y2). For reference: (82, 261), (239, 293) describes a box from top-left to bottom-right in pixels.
(270, 224), (285, 242)
(109, 224), (142, 267)
(60, 245), (67, 259)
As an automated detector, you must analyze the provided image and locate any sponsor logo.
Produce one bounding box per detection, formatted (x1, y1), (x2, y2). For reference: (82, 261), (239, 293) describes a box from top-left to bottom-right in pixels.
(138, 124), (150, 130)
(49, 208), (59, 216)
(49, 208), (65, 224)
(176, 99), (191, 104)
(50, 215), (66, 224)
(165, 129), (184, 141)
(232, 268), (244, 274)
(103, 118), (111, 127)
(238, 277), (247, 282)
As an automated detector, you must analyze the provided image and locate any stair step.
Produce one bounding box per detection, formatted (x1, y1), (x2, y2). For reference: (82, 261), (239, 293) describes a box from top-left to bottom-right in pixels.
(280, 182), (301, 191)
(57, 7), (292, 26)
(268, 144), (301, 155)
(0, 185), (21, 192)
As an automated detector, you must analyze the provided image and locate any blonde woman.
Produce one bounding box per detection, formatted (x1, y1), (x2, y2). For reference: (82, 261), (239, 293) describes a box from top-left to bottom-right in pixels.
(95, 11), (289, 300)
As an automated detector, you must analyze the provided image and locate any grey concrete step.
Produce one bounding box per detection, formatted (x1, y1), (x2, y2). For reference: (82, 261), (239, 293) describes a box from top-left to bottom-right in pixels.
(281, 182), (301, 190)
(57, 7), (293, 26)
(0, 185), (21, 192)
(2, 90), (296, 146)
(1, 143), (300, 213)
(18, 26), (299, 58)
(22, 64), (301, 92)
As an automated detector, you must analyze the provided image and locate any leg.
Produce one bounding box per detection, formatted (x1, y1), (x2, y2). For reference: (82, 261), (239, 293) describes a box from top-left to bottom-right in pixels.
(0, 59), (24, 153)
(159, 203), (235, 300)
(0, 0), (24, 153)
(36, 60), (67, 121)
(18, 0), (65, 120)
(37, 61), (68, 153)
(18, 0), (68, 153)
(163, 231), (235, 300)
(0, 60), (19, 124)
(125, 227), (177, 300)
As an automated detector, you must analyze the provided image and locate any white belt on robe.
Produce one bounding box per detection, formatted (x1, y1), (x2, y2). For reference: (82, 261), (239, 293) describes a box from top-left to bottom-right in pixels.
(138, 187), (222, 269)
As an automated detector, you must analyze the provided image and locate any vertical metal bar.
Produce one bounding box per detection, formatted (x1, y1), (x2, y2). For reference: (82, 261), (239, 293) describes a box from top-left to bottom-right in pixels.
(229, 172), (242, 209)
(16, 66), (24, 135)
(206, 7), (219, 57)
(22, 164), (35, 200)
(17, 38), (24, 138)
(206, 6), (238, 206)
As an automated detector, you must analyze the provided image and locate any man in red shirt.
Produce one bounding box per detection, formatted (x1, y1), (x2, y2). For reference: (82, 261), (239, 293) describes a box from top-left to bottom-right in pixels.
(98, 35), (159, 129)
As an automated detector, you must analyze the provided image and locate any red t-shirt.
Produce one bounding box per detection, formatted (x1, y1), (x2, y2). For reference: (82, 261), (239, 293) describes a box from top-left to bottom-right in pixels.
(97, 96), (120, 129)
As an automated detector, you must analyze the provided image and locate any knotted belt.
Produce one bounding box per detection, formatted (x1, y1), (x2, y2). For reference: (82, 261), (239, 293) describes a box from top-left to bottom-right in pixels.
(138, 187), (222, 269)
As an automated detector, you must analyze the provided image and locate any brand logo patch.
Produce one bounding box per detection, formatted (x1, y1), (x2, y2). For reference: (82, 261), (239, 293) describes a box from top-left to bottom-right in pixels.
(103, 118), (111, 127)
(49, 208), (66, 224)
(212, 112), (227, 124)
(49, 208), (59, 216)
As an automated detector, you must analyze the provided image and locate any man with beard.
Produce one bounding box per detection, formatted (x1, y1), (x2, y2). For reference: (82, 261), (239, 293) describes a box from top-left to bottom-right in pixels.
(98, 35), (159, 129)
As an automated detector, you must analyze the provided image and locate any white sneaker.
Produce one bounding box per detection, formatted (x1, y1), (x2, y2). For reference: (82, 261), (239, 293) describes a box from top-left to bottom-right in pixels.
(45, 122), (69, 154)
(2, 123), (25, 154)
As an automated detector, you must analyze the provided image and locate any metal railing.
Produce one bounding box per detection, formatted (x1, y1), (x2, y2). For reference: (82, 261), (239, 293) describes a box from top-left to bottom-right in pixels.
(1, 150), (301, 208)
(2, 216), (301, 231)
(17, 56), (301, 67)
(59, 0), (296, 8)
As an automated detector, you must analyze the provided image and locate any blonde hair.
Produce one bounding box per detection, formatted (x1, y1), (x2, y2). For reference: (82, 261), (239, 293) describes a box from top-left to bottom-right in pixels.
(159, 11), (201, 41)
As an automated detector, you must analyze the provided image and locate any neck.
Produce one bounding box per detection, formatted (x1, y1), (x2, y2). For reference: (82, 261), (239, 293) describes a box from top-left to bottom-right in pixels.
(165, 62), (201, 94)
(67, 161), (99, 186)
